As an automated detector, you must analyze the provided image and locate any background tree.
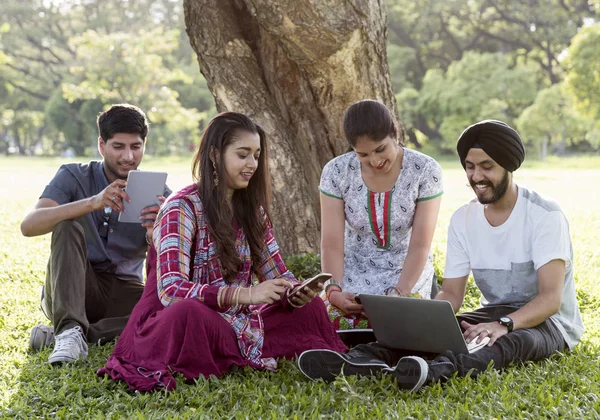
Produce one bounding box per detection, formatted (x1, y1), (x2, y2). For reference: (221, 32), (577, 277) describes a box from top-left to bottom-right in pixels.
(417, 52), (538, 151)
(61, 28), (203, 155)
(516, 83), (589, 160)
(2, 0), (600, 252)
(184, 0), (398, 253)
(386, 0), (599, 147)
(0, 0), (214, 155)
(564, 21), (600, 146)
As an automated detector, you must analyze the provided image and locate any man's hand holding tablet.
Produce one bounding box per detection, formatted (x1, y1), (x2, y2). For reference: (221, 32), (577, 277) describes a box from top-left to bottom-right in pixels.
(118, 170), (168, 244)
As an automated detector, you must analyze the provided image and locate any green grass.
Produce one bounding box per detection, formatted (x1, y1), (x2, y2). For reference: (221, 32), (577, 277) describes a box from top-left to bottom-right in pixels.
(1, 155), (599, 419)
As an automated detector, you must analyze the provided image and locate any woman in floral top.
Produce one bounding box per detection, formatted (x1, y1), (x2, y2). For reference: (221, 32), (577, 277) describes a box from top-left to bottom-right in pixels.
(98, 112), (346, 391)
(320, 100), (443, 330)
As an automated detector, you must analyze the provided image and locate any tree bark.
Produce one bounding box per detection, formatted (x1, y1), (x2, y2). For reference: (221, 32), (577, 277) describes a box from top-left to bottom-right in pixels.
(184, 0), (396, 254)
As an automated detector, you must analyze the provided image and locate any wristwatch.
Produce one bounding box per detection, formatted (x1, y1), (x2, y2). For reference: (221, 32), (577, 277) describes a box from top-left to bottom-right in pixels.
(498, 316), (514, 332)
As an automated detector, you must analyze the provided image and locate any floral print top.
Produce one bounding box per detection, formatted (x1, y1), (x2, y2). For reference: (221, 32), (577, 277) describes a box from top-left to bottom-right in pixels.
(319, 148), (443, 298)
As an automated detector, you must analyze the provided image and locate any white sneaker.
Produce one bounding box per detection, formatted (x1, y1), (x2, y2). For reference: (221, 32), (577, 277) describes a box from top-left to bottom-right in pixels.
(48, 326), (88, 365)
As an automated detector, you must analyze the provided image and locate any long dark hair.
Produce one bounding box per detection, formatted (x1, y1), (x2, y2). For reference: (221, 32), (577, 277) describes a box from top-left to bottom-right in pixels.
(342, 99), (405, 147)
(192, 112), (271, 282)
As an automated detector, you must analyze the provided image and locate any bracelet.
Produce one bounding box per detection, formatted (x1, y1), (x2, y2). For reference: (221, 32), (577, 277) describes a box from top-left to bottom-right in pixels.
(223, 286), (232, 307)
(234, 287), (242, 307)
(325, 283), (342, 293)
(248, 286), (253, 305)
(223, 286), (238, 308)
(217, 286), (224, 308)
(326, 285), (342, 300)
(384, 286), (403, 296)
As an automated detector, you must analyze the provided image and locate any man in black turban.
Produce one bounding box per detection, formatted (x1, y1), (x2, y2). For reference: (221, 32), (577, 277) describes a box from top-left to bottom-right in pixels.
(456, 120), (525, 205)
(457, 120), (525, 172)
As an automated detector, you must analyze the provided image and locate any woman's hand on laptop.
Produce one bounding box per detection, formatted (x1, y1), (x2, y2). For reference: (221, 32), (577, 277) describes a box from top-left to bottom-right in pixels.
(330, 291), (364, 315)
(461, 320), (507, 346)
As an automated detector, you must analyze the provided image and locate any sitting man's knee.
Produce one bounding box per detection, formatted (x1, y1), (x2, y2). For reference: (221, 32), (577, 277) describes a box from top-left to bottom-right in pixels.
(52, 220), (85, 238)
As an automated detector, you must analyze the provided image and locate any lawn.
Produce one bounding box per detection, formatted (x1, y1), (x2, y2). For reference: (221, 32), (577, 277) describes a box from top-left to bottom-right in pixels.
(1, 155), (599, 419)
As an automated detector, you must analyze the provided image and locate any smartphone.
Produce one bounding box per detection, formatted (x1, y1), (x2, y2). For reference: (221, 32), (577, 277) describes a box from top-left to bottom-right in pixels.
(288, 273), (332, 299)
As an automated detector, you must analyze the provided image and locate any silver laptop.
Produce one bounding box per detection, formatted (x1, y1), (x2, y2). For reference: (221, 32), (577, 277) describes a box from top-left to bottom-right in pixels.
(358, 294), (489, 354)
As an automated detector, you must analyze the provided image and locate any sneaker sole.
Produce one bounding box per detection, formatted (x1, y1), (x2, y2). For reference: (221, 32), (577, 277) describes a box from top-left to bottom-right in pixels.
(298, 349), (389, 382)
(384, 356), (429, 392)
(29, 326), (54, 351)
(29, 329), (43, 351)
(48, 354), (78, 365)
(48, 351), (88, 366)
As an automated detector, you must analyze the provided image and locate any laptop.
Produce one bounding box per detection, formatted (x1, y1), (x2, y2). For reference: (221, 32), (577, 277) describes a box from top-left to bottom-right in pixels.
(358, 294), (489, 354)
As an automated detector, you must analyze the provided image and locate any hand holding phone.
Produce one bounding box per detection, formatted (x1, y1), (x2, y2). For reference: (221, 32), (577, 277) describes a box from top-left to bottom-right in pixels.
(288, 273), (332, 299)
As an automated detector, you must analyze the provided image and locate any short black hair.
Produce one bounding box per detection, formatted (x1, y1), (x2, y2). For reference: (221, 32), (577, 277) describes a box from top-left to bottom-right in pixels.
(97, 104), (149, 142)
(342, 100), (404, 147)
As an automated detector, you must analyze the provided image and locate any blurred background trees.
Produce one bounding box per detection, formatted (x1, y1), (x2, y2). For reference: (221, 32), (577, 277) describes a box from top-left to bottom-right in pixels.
(1, 0), (599, 159)
(0, 0), (212, 156)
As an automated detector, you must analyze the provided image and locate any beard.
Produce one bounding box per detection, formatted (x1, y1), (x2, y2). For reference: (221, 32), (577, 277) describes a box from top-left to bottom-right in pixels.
(103, 159), (131, 180)
(470, 169), (510, 204)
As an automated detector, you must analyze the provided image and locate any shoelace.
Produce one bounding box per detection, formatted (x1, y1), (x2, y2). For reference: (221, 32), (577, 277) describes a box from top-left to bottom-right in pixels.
(54, 328), (84, 352)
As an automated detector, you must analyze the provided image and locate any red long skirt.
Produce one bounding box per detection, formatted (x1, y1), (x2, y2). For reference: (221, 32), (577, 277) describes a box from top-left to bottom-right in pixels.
(97, 249), (347, 391)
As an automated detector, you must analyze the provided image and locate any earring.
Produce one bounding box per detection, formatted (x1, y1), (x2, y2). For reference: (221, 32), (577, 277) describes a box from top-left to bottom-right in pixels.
(212, 162), (219, 187)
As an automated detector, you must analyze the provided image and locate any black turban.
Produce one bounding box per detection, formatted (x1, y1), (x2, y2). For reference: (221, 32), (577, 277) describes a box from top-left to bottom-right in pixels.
(456, 120), (525, 172)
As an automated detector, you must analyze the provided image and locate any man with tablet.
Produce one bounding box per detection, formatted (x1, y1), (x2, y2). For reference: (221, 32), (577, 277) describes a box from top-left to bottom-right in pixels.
(299, 120), (583, 391)
(21, 104), (171, 365)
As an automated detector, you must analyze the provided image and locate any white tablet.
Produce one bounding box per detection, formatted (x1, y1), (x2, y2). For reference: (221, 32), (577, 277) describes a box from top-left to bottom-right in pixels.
(118, 170), (168, 223)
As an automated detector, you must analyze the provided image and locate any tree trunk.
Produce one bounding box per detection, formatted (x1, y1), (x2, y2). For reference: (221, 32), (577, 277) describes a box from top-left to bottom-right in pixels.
(184, 0), (396, 254)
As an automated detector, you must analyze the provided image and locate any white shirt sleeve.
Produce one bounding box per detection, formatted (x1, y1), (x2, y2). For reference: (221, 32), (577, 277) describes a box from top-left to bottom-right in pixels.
(443, 210), (471, 279)
(532, 211), (572, 271)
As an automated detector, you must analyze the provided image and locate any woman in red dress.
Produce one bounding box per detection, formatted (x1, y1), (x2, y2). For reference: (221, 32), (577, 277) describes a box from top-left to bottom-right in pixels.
(98, 112), (346, 391)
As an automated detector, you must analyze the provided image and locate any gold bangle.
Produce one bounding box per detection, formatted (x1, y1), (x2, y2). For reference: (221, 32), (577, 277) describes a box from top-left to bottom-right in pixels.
(234, 287), (241, 307)
(217, 286), (224, 308)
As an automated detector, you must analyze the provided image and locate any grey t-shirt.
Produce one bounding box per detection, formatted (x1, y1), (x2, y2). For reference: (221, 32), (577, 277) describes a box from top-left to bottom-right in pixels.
(41, 161), (171, 283)
(444, 186), (584, 349)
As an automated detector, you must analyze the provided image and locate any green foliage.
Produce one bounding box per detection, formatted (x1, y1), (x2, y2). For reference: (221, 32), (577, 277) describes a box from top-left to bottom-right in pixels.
(284, 253), (322, 280)
(62, 28), (203, 155)
(2, 0), (600, 156)
(419, 52), (538, 151)
(2, 157), (600, 418)
(516, 83), (591, 156)
(565, 22), (600, 118)
(44, 90), (103, 156)
(386, 0), (599, 153)
(0, 0), (213, 156)
(564, 21), (600, 144)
